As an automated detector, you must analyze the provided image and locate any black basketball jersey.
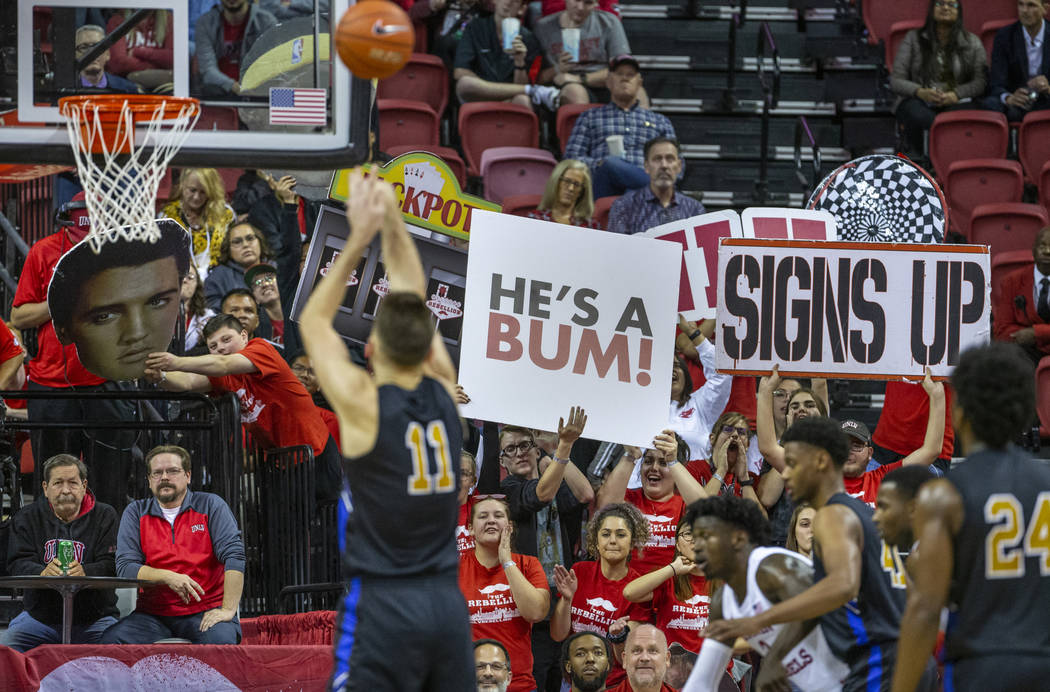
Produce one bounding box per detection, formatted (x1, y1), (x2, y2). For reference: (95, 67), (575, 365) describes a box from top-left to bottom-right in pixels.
(813, 493), (907, 688)
(341, 376), (463, 578)
(945, 446), (1050, 662)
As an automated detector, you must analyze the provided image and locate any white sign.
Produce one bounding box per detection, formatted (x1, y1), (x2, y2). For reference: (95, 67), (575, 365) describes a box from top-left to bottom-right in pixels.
(715, 239), (990, 379)
(741, 207), (837, 240)
(459, 211), (682, 446)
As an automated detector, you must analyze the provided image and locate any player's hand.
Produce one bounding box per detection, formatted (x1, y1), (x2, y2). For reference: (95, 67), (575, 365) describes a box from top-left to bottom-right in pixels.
(454, 385), (471, 405)
(703, 615), (761, 642)
(557, 406), (587, 447)
(652, 429), (678, 463)
(497, 526), (513, 565)
(758, 364), (782, 393)
(553, 564), (577, 599)
(1012, 327), (1037, 347)
(65, 560), (86, 577)
(754, 656), (791, 692)
(145, 352), (178, 372)
(345, 170), (388, 246)
(40, 559), (65, 577)
(199, 606), (235, 632)
(164, 571), (205, 604)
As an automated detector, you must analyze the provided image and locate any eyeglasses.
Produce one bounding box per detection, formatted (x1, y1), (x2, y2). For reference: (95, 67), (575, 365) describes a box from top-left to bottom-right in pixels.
(252, 275), (277, 287)
(149, 467), (185, 480)
(291, 364), (314, 376)
(75, 42), (99, 56)
(500, 441), (534, 458)
(934, 0), (958, 7)
(559, 177), (584, 190)
(476, 662), (509, 673)
(721, 424), (749, 437)
(772, 388), (793, 399)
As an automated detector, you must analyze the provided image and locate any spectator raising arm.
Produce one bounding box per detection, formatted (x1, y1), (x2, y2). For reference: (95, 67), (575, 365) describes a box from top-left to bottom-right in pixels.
(899, 369), (946, 468)
(535, 407), (588, 503)
(757, 366), (786, 472)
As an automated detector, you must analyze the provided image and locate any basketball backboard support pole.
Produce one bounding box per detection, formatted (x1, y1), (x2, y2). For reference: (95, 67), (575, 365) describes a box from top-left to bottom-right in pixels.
(1, 0), (370, 170)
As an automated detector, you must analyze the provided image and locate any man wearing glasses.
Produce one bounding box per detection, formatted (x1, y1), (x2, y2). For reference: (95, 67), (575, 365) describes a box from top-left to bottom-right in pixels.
(101, 445), (245, 644)
(245, 262), (301, 354)
(475, 639), (514, 692)
(74, 25), (141, 94)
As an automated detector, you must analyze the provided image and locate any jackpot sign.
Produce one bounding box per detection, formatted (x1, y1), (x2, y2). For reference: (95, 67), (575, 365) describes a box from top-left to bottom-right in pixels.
(715, 239), (990, 378)
(329, 152), (500, 240)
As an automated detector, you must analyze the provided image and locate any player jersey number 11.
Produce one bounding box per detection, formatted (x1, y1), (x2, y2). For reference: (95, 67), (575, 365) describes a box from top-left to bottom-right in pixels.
(985, 492), (1050, 578)
(406, 420), (455, 495)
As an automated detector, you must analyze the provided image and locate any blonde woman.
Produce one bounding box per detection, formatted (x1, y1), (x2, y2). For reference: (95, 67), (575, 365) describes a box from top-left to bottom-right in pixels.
(528, 159), (602, 228)
(161, 168), (234, 280)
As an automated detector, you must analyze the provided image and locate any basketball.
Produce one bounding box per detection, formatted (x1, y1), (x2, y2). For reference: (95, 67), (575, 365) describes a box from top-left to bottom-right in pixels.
(335, 0), (415, 80)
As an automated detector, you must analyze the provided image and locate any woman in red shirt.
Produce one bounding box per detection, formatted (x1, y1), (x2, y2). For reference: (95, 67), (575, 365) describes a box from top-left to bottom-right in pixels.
(686, 411), (766, 515)
(551, 502), (653, 688)
(458, 496), (550, 692)
(456, 420), (501, 555)
(622, 518), (709, 655)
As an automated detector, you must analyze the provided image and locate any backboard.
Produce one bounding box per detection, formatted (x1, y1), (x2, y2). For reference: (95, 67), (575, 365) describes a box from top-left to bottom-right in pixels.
(0, 0), (370, 169)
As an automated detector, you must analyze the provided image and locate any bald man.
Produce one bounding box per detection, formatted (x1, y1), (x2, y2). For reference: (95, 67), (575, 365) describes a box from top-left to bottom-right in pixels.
(609, 624), (675, 692)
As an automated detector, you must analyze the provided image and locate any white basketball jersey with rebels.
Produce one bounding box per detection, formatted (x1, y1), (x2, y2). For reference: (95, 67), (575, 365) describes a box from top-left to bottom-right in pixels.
(721, 546), (847, 692)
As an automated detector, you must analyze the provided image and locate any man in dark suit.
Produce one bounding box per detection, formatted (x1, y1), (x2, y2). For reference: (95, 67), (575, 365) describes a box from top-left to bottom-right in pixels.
(993, 226), (1050, 363)
(984, 0), (1050, 121)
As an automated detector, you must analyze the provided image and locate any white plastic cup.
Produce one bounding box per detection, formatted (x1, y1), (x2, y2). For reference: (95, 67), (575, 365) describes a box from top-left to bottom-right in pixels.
(606, 134), (625, 158)
(502, 17), (521, 52)
(562, 28), (581, 62)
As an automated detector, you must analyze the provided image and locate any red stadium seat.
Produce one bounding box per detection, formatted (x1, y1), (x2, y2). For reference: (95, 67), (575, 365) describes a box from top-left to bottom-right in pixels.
(480, 147), (558, 205)
(377, 99), (439, 151)
(969, 203), (1048, 263)
(376, 53), (449, 118)
(385, 144), (467, 188)
(556, 103), (601, 155)
(1038, 160), (1050, 212)
(965, 0), (1017, 37)
(862, 0), (924, 46)
(458, 102), (539, 177)
(943, 159), (1023, 240)
(156, 168), (173, 208)
(990, 248), (1034, 316)
(928, 110), (1009, 180)
(887, 20), (923, 71)
(593, 195), (619, 230)
(216, 168), (242, 196)
(1036, 357), (1050, 436)
(501, 193), (543, 217)
(1019, 110), (1050, 182)
(980, 19), (1014, 62)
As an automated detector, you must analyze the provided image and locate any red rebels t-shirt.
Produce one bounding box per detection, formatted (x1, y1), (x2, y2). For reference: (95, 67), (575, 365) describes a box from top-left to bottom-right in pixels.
(563, 560), (652, 687)
(686, 459), (743, 497)
(207, 338), (329, 454)
(13, 232), (104, 388)
(844, 460), (902, 508)
(651, 574), (709, 653)
(873, 382), (954, 459)
(459, 552), (548, 692)
(608, 681), (676, 692)
(624, 488), (686, 576)
(456, 501), (475, 555)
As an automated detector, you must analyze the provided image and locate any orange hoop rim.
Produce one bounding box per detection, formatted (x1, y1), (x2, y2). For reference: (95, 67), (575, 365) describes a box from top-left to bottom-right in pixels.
(58, 94), (201, 123)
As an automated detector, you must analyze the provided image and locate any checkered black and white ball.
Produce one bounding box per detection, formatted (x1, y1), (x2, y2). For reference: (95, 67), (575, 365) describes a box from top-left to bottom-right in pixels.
(807, 155), (945, 244)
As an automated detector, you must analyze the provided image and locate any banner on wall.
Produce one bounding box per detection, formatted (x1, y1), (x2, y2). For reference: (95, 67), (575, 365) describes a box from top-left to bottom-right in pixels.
(715, 238), (990, 379)
(328, 152), (501, 240)
(458, 211), (681, 446)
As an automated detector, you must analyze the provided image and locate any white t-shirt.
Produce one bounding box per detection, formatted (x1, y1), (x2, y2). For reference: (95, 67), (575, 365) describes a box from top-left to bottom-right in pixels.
(161, 505), (180, 527)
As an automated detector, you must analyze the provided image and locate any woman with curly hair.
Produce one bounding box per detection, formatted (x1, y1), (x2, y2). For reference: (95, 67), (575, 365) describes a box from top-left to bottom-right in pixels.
(160, 168), (234, 280)
(203, 222), (275, 311)
(458, 496), (550, 692)
(550, 502), (652, 688)
(527, 159), (602, 228)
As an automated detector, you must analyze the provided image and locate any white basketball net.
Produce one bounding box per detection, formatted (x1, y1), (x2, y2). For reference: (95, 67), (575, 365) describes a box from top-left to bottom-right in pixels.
(60, 98), (200, 253)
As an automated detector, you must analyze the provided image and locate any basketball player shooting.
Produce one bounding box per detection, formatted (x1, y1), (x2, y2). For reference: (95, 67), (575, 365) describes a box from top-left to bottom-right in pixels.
(298, 171), (473, 691)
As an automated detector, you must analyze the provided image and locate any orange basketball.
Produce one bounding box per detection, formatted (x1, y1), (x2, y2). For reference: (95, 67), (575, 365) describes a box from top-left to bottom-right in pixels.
(335, 0), (415, 80)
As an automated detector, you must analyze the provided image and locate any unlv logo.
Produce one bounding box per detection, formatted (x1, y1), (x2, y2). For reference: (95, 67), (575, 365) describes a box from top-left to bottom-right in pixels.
(43, 539), (85, 563)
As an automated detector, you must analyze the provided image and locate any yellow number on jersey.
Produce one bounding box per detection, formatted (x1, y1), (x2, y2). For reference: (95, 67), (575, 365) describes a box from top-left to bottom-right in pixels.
(880, 541), (907, 589)
(405, 420), (455, 496)
(983, 493), (1050, 578)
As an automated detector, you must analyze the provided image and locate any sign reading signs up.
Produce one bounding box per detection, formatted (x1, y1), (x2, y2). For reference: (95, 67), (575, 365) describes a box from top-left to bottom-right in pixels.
(714, 238), (991, 379)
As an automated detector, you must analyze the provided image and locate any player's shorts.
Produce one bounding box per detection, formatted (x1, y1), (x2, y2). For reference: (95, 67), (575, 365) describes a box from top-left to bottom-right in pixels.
(945, 654), (1050, 692)
(329, 573), (474, 692)
(843, 642), (936, 692)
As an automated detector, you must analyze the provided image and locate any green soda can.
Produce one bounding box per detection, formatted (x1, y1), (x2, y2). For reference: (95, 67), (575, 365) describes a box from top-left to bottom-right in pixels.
(57, 540), (74, 574)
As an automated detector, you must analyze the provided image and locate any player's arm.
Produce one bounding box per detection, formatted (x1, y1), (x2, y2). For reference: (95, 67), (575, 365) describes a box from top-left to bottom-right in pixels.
(682, 584), (732, 691)
(757, 553), (821, 686)
(901, 369), (946, 467)
(376, 178), (460, 396)
(891, 478), (962, 692)
(704, 504), (862, 640)
(757, 366), (786, 472)
(298, 171), (383, 450)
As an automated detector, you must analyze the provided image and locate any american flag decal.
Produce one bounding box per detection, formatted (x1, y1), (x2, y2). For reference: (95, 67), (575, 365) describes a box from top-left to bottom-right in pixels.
(269, 87), (327, 126)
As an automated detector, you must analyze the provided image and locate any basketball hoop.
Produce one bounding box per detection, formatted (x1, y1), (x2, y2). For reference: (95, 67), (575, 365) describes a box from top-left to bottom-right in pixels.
(58, 94), (200, 253)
